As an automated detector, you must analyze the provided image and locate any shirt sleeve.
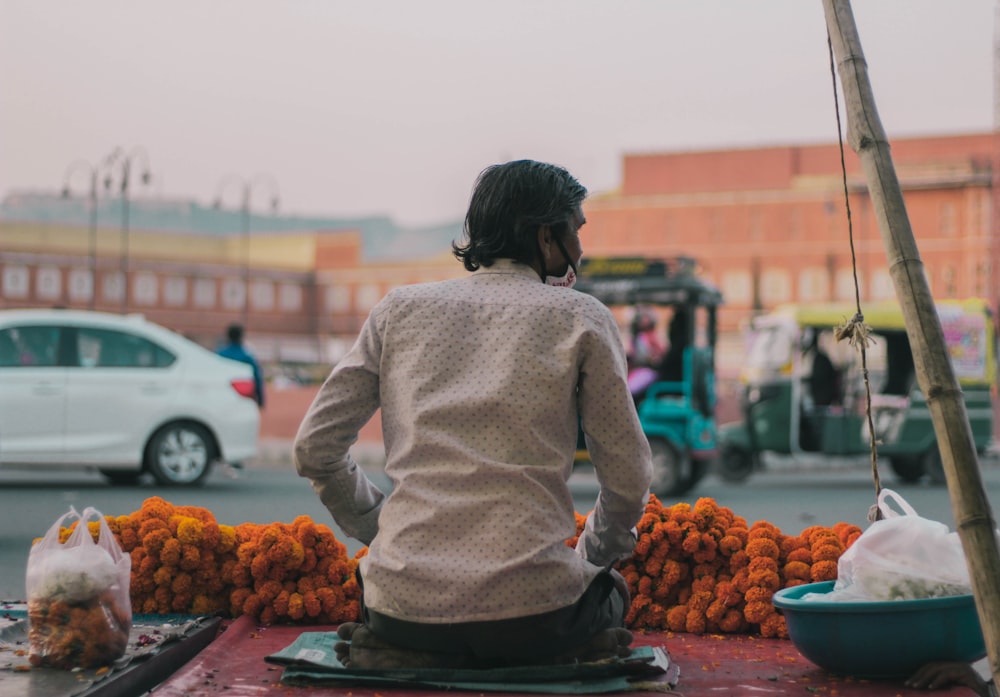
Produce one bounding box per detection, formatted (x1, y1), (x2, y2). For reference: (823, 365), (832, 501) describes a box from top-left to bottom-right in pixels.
(574, 306), (652, 567)
(293, 307), (386, 545)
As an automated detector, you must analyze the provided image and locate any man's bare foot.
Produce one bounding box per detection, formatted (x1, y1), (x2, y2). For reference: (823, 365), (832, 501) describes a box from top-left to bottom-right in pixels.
(551, 627), (634, 664)
(333, 622), (467, 670)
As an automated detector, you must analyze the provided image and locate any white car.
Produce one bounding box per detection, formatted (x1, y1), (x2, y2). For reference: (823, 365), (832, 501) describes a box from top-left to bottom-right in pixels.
(0, 309), (260, 486)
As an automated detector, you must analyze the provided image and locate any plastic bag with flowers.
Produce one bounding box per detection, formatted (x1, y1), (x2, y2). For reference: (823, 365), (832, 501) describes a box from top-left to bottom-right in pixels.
(25, 506), (133, 669)
(819, 489), (971, 602)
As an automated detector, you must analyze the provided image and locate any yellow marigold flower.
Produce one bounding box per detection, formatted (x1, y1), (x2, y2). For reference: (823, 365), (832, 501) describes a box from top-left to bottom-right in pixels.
(176, 518), (204, 546)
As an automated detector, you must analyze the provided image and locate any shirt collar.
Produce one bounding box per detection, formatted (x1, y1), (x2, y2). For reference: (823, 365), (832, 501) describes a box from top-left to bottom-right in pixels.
(474, 259), (541, 281)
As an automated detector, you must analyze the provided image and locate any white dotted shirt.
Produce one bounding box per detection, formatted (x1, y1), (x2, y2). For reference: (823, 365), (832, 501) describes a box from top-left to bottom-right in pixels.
(294, 259), (652, 624)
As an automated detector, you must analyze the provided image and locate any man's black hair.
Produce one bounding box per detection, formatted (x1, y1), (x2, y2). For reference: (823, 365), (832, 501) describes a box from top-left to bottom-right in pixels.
(452, 160), (587, 272)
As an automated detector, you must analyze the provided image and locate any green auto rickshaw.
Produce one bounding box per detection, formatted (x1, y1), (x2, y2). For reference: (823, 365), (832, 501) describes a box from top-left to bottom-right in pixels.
(717, 298), (996, 484)
(575, 256), (723, 497)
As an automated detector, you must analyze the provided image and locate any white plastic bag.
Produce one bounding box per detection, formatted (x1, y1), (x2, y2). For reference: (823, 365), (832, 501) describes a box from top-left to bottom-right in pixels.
(830, 489), (971, 601)
(25, 506), (132, 669)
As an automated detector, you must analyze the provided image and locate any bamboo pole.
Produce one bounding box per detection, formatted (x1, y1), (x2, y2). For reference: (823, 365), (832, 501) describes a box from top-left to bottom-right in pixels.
(823, 0), (1000, 683)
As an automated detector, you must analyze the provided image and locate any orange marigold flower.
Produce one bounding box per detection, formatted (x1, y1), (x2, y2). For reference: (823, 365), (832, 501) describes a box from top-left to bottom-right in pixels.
(685, 609), (707, 634)
(705, 600), (727, 625)
(728, 550), (749, 572)
(812, 543), (843, 562)
(748, 556), (778, 574)
(180, 544), (201, 572)
(714, 580), (742, 607)
(660, 559), (687, 586)
(718, 535), (743, 555)
(288, 592), (305, 621)
(743, 600), (774, 624)
(719, 608), (745, 633)
(273, 590), (290, 616)
(745, 538), (780, 559)
(748, 520), (780, 539)
(637, 576), (653, 598)
(748, 569), (781, 591)
(811, 560), (839, 582)
(153, 566), (174, 587)
(782, 560), (812, 582)
(786, 548), (813, 564)
(744, 586), (773, 604)
(759, 612), (788, 639)
(666, 605), (689, 633)
(141, 527), (172, 555)
(159, 538), (182, 567)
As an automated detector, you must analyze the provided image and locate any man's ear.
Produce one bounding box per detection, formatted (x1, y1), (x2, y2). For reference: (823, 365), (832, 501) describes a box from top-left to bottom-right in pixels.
(537, 225), (553, 255)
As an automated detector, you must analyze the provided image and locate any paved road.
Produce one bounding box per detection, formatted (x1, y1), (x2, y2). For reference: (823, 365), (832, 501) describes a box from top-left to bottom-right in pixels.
(3, 452), (1000, 601)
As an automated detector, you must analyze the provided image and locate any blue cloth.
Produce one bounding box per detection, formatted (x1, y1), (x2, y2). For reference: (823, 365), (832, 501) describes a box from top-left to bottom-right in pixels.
(217, 343), (265, 407)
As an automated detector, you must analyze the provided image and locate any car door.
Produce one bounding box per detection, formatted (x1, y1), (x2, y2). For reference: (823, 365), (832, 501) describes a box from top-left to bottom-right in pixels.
(63, 326), (178, 465)
(0, 324), (68, 463)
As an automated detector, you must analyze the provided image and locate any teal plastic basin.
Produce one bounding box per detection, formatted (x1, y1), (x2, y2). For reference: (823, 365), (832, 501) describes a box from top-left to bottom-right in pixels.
(772, 581), (985, 678)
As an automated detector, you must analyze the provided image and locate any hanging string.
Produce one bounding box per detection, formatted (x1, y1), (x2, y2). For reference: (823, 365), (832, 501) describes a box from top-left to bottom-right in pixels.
(826, 34), (882, 520)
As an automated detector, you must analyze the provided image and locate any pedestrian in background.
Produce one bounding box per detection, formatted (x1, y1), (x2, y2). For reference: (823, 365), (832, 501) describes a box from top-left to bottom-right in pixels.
(217, 323), (265, 408)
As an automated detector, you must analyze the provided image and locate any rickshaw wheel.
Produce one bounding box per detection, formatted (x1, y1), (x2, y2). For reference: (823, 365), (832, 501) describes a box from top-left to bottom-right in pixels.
(717, 444), (755, 483)
(922, 447), (946, 485)
(648, 437), (693, 496)
(888, 455), (925, 483)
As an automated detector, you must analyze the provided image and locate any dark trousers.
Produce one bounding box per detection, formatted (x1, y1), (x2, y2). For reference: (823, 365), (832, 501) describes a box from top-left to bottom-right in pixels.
(360, 569), (627, 665)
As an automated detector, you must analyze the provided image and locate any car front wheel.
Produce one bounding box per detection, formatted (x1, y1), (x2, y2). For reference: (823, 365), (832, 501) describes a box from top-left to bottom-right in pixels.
(145, 422), (217, 486)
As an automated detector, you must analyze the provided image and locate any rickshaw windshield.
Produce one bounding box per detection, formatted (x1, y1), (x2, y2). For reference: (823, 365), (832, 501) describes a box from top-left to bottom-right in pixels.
(742, 321), (796, 381)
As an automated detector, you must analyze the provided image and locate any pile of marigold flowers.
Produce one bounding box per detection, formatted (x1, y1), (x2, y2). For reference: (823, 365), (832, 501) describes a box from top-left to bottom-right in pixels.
(569, 494), (862, 639)
(56, 497), (360, 626)
(56, 495), (862, 639)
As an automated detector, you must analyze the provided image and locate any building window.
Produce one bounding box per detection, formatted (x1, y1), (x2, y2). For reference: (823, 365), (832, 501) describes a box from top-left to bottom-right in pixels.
(327, 285), (351, 313)
(221, 278), (245, 310)
(68, 268), (94, 303)
(37, 266), (61, 301)
(3, 265), (30, 299)
(251, 280), (274, 311)
(798, 268), (827, 302)
(872, 268), (894, 300)
(102, 272), (125, 303)
(356, 284), (381, 311)
(760, 269), (791, 305)
(940, 202), (956, 237)
(134, 273), (158, 306)
(721, 270), (751, 305)
(278, 284), (302, 311)
(942, 265), (956, 297)
(835, 268), (859, 301)
(164, 277), (188, 306)
(193, 278), (216, 309)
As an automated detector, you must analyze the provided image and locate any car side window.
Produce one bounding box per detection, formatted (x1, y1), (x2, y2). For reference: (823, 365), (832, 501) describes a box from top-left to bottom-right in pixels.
(0, 329), (19, 367)
(76, 328), (176, 368)
(0, 326), (61, 367)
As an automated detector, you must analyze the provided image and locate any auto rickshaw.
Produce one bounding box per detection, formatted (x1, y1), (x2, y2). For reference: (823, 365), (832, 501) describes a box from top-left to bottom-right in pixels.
(574, 256), (724, 496)
(716, 298), (996, 484)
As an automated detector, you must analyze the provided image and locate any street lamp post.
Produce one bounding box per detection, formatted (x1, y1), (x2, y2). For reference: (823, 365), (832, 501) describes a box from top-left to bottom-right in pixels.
(61, 160), (99, 310)
(103, 147), (152, 314)
(213, 174), (280, 327)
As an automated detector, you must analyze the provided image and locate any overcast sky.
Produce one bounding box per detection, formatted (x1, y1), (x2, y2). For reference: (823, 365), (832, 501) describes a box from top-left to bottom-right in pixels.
(1, 1), (995, 226)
